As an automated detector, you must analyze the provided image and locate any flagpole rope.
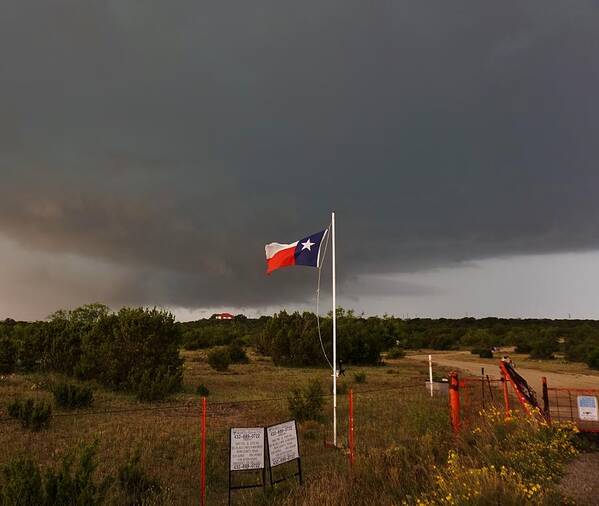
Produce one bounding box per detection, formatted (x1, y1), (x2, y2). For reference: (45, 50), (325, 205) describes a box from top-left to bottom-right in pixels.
(316, 222), (333, 370)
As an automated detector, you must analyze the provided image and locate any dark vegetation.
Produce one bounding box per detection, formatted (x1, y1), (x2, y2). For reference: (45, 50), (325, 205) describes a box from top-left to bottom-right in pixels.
(7, 398), (52, 431)
(52, 382), (94, 409)
(353, 372), (367, 384)
(117, 451), (161, 505)
(3, 307), (599, 394)
(0, 304), (182, 401)
(288, 379), (325, 422)
(207, 347), (232, 372)
(196, 383), (210, 396)
(252, 310), (599, 368)
(0, 442), (159, 506)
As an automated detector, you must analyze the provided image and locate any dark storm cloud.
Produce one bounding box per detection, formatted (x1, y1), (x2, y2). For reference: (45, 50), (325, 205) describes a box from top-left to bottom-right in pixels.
(1, 0), (599, 317)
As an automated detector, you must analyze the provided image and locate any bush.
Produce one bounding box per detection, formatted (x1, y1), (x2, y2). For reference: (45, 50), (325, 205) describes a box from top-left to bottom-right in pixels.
(52, 382), (94, 409)
(118, 451), (160, 505)
(259, 310), (385, 367)
(336, 382), (348, 395)
(77, 307), (183, 399)
(353, 372), (367, 383)
(288, 380), (324, 422)
(386, 346), (406, 359)
(7, 398), (52, 431)
(529, 337), (559, 359)
(40, 304), (111, 375)
(196, 383), (210, 396)
(0, 458), (45, 505)
(587, 348), (599, 370)
(45, 443), (111, 506)
(472, 348), (493, 359)
(0, 337), (17, 374)
(227, 340), (249, 364)
(207, 348), (231, 372)
(514, 340), (532, 354)
(0, 443), (111, 506)
(132, 366), (182, 402)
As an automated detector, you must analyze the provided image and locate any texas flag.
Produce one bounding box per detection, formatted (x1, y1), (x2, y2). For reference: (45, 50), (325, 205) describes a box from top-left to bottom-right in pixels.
(265, 229), (328, 274)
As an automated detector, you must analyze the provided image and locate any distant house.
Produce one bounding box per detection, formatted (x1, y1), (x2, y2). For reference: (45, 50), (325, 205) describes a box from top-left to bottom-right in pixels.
(212, 312), (234, 320)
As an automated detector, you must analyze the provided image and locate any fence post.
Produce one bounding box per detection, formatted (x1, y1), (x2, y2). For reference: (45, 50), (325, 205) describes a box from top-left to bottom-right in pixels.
(542, 376), (550, 423)
(449, 372), (461, 433)
(501, 372), (510, 418)
(348, 389), (355, 466)
(481, 367), (485, 409)
(201, 397), (207, 506)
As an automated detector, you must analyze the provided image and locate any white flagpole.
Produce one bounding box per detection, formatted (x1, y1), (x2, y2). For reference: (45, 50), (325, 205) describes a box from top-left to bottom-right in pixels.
(332, 211), (337, 447)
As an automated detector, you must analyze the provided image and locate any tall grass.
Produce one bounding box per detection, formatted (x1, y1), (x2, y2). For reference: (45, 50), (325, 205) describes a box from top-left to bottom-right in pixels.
(0, 351), (581, 505)
(270, 407), (580, 506)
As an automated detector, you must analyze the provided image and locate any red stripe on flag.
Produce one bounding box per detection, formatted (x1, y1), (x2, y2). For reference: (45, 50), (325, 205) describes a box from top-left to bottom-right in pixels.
(266, 246), (296, 274)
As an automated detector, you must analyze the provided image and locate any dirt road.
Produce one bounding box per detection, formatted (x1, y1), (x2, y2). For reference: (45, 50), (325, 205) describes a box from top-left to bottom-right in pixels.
(407, 352), (599, 392)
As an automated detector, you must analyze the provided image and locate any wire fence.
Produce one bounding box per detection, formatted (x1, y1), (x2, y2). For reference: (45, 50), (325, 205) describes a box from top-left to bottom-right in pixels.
(6, 366), (591, 504)
(544, 384), (599, 433)
(458, 374), (527, 427)
(0, 380), (449, 505)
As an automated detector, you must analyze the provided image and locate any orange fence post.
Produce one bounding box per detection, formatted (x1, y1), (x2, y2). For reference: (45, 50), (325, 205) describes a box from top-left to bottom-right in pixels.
(349, 389), (355, 466)
(449, 372), (461, 433)
(201, 397), (207, 506)
(501, 372), (510, 418)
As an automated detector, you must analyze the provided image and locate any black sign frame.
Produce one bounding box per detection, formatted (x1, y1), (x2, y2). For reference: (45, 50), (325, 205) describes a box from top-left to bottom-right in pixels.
(228, 427), (267, 506)
(266, 419), (303, 487)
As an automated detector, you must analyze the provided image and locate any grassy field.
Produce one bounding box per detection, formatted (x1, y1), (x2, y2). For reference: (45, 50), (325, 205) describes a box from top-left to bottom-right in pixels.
(0, 349), (587, 505)
(0, 350), (439, 505)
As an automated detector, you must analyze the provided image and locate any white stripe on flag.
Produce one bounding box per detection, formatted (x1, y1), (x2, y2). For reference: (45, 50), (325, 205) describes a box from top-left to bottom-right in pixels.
(264, 241), (298, 260)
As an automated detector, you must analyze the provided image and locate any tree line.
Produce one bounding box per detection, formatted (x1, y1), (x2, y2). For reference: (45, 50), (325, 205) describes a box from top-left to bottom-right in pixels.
(3, 307), (599, 382)
(180, 310), (599, 369)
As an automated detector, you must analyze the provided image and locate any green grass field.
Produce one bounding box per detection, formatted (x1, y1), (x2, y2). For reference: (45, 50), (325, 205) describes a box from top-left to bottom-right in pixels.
(0, 351), (439, 504)
(0, 349), (585, 505)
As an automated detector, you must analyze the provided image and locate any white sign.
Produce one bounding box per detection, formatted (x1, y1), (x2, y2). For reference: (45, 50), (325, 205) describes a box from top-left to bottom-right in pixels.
(577, 396), (599, 421)
(230, 428), (265, 471)
(267, 420), (299, 467)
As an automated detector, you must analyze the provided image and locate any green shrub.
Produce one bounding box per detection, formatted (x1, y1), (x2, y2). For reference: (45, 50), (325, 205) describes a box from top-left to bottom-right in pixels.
(40, 304), (111, 375)
(0, 458), (45, 505)
(0, 337), (17, 374)
(472, 348), (493, 359)
(587, 348), (599, 370)
(45, 443), (111, 506)
(132, 366), (182, 402)
(196, 383), (210, 396)
(52, 382), (94, 409)
(288, 380), (324, 422)
(207, 348), (231, 372)
(514, 341), (532, 354)
(353, 372), (367, 384)
(118, 451), (160, 505)
(386, 346), (406, 359)
(0, 443), (111, 506)
(259, 309), (384, 367)
(7, 398), (52, 431)
(76, 307), (183, 398)
(227, 340), (249, 364)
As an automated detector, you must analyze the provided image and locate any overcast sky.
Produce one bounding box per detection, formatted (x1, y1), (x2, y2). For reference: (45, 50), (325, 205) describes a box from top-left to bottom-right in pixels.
(1, 1), (599, 321)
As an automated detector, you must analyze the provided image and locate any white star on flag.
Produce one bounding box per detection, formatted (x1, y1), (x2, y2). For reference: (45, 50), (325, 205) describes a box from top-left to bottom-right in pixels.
(301, 238), (315, 251)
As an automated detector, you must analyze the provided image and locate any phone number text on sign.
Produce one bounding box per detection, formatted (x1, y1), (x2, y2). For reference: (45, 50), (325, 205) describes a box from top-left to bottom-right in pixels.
(267, 421), (299, 467)
(230, 428), (265, 471)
